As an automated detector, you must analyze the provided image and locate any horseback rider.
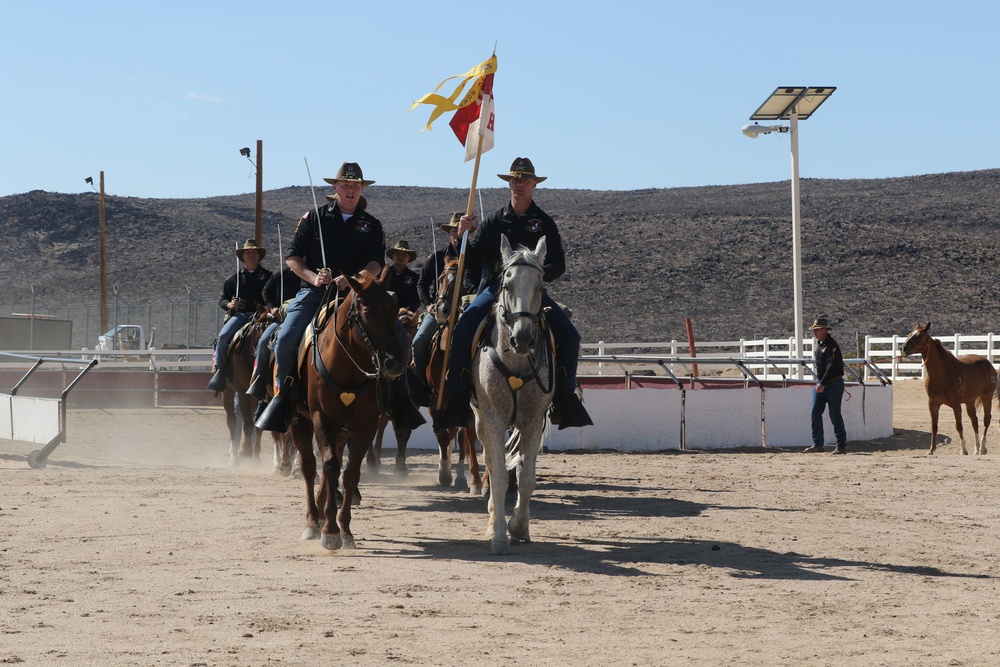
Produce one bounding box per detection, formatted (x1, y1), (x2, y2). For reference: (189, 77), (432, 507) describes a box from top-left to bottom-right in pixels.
(254, 162), (425, 434)
(246, 265), (300, 399)
(386, 239), (421, 313)
(435, 157), (593, 431)
(410, 213), (478, 407)
(207, 239), (271, 393)
(253, 162), (385, 432)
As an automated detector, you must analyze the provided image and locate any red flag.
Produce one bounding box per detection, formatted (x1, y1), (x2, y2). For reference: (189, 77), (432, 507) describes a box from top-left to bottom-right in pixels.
(449, 73), (494, 162)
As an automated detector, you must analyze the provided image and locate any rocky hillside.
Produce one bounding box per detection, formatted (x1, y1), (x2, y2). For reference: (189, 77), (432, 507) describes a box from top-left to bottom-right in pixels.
(3, 169), (1000, 347)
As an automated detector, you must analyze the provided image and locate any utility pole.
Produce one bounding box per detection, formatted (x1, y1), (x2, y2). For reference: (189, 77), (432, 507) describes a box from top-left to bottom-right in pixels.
(255, 140), (263, 244)
(99, 171), (107, 333)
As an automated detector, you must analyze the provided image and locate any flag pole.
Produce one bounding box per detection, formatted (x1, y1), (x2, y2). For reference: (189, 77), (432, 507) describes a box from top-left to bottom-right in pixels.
(435, 134), (485, 413)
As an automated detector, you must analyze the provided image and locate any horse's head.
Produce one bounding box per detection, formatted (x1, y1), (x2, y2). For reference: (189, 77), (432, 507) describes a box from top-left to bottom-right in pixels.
(498, 233), (546, 356)
(902, 321), (932, 356)
(343, 265), (408, 379)
(433, 257), (460, 325)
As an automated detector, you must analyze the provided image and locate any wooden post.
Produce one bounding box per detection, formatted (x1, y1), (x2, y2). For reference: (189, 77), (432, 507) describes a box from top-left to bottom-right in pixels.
(685, 316), (699, 379)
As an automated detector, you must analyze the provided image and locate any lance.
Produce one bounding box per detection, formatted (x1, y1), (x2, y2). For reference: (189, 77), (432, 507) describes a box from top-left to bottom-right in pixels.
(435, 132), (486, 413)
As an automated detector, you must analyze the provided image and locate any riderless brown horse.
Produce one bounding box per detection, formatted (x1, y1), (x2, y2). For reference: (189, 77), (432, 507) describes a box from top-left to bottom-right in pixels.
(290, 265), (409, 549)
(222, 315), (295, 473)
(902, 321), (997, 455)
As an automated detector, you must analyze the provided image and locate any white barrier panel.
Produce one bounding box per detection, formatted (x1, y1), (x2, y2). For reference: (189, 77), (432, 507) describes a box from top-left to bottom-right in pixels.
(2, 394), (61, 445)
(379, 382), (894, 453)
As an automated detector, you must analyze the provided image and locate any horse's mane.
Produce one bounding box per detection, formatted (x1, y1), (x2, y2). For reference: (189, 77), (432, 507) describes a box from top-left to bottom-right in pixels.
(502, 246), (543, 273)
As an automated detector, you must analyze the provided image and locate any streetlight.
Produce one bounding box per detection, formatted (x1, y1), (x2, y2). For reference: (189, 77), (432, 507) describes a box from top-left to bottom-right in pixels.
(239, 141), (263, 245)
(742, 86), (836, 377)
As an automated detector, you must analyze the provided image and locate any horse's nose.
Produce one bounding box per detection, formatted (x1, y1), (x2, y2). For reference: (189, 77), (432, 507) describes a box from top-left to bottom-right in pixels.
(509, 334), (534, 356)
(382, 353), (406, 378)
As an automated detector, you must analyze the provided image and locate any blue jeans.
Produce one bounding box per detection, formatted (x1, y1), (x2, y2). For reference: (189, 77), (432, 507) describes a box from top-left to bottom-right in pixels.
(214, 312), (250, 368)
(411, 311), (438, 382)
(442, 283), (580, 402)
(273, 287), (325, 386)
(253, 320), (281, 376)
(811, 378), (847, 448)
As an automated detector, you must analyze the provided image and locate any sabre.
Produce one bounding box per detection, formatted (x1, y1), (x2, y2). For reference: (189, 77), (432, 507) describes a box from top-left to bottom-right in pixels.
(477, 188), (485, 222)
(234, 241), (241, 303)
(430, 216), (439, 288)
(276, 222), (284, 305)
(303, 157), (329, 272)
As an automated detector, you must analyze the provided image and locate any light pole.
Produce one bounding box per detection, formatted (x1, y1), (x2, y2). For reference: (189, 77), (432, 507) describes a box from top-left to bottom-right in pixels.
(742, 86), (836, 377)
(240, 141), (263, 245)
(86, 173), (108, 334)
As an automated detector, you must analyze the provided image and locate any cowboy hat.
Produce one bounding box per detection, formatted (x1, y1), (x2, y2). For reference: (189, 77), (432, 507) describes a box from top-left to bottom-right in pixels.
(498, 157), (547, 183)
(439, 211), (478, 233)
(236, 239), (266, 261)
(809, 315), (834, 330)
(323, 162), (375, 186)
(386, 239), (417, 262)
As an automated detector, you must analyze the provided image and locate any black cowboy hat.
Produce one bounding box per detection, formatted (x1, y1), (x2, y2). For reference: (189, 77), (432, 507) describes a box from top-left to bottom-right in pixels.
(498, 157), (547, 183)
(386, 239), (418, 262)
(236, 239), (266, 261)
(323, 162), (375, 186)
(439, 211), (478, 233)
(809, 315), (834, 330)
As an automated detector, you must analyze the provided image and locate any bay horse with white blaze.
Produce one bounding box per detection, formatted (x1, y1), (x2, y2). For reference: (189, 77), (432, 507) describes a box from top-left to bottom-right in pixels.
(902, 321), (996, 455)
(472, 234), (554, 555)
(289, 265), (409, 549)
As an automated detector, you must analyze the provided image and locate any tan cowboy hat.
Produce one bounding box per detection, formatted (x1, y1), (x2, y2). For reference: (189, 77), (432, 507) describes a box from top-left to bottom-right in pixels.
(386, 239), (417, 263)
(498, 157), (547, 183)
(323, 162), (375, 186)
(236, 239), (266, 261)
(809, 315), (834, 330)
(439, 211), (478, 233)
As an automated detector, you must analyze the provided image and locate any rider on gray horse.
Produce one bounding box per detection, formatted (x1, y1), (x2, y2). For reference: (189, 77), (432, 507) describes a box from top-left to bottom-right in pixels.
(435, 157), (592, 431)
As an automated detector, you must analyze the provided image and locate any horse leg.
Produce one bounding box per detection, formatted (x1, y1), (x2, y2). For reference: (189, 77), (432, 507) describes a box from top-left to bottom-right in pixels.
(453, 428), (469, 491)
(291, 419), (321, 541)
(394, 427), (411, 477)
(508, 425), (543, 543)
(929, 402), (941, 455)
(951, 403), (968, 455)
(981, 388), (993, 455)
(464, 427), (483, 496)
(339, 427), (376, 549)
(272, 431), (293, 477)
(224, 387), (239, 464)
(478, 422), (511, 555)
(237, 395), (257, 461)
(314, 414), (346, 551)
(367, 416), (387, 474)
(963, 400), (981, 456)
(435, 428), (453, 487)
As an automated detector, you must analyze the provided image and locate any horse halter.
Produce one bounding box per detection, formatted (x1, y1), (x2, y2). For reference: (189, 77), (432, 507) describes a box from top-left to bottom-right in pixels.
(498, 259), (544, 333)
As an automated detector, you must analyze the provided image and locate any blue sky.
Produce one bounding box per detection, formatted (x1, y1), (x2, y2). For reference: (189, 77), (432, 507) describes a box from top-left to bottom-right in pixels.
(3, 1), (998, 199)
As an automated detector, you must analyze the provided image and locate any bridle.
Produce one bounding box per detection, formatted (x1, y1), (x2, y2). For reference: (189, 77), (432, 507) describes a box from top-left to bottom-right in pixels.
(497, 258), (544, 344)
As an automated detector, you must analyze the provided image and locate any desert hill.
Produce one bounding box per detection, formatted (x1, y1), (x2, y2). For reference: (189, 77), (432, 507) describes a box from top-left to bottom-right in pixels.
(2, 169), (999, 349)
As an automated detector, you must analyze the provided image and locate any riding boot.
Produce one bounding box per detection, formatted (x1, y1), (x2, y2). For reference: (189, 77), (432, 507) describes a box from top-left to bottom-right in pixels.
(247, 373), (269, 399)
(255, 376), (297, 432)
(433, 370), (473, 432)
(549, 369), (593, 430)
(391, 376), (427, 431)
(207, 359), (228, 394)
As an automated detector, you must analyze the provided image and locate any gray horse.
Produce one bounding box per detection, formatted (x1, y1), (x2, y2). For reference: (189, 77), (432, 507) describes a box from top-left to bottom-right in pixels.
(472, 234), (555, 555)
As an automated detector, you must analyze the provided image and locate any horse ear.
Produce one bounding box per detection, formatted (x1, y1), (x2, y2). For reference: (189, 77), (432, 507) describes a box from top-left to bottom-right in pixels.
(925, 321), (932, 332)
(344, 272), (363, 293)
(500, 234), (513, 262)
(534, 235), (547, 263)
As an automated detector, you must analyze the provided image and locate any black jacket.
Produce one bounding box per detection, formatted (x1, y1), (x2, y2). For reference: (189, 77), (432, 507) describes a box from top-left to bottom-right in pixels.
(465, 200), (566, 291)
(814, 334), (845, 385)
(286, 199), (385, 287)
(388, 266), (421, 312)
(219, 266), (272, 313)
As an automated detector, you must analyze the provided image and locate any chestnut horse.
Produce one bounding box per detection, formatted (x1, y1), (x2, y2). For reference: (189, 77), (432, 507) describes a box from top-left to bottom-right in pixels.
(223, 316), (295, 473)
(290, 266), (409, 550)
(902, 321), (997, 455)
(368, 307), (421, 474)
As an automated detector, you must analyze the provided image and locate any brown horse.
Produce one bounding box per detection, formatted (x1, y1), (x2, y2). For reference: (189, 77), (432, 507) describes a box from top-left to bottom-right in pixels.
(223, 316), (296, 473)
(290, 266), (409, 550)
(902, 321), (997, 455)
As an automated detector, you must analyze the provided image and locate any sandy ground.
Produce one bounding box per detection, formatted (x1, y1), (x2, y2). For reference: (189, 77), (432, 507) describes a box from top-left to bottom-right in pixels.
(3, 380), (1000, 666)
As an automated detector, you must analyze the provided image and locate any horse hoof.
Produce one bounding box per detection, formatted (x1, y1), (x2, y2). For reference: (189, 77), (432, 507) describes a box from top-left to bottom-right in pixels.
(301, 526), (320, 541)
(341, 534), (357, 549)
(438, 470), (453, 487)
(320, 532), (343, 550)
(472, 483), (483, 496)
(394, 466), (409, 478)
(490, 539), (512, 556)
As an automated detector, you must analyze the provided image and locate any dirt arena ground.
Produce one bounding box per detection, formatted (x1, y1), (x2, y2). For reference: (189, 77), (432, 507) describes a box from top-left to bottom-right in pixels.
(3, 380), (1000, 666)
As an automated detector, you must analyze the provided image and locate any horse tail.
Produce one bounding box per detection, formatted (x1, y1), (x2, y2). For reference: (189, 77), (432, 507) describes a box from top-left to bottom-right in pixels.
(504, 429), (522, 472)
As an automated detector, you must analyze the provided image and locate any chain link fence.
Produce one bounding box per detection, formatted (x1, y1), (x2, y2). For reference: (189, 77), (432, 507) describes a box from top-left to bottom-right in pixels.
(0, 293), (227, 351)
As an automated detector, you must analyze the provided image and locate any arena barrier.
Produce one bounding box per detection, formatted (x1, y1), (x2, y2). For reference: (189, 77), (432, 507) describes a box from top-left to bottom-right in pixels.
(0, 352), (98, 468)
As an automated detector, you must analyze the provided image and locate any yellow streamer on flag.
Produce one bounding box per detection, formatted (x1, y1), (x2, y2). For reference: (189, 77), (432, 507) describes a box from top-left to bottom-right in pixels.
(410, 55), (498, 131)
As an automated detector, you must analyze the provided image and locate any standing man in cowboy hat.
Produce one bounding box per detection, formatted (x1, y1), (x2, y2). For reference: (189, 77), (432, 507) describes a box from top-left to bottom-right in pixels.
(803, 315), (848, 454)
(386, 239), (421, 313)
(436, 157), (592, 431)
(410, 213), (479, 406)
(208, 239), (272, 393)
(254, 162), (386, 432)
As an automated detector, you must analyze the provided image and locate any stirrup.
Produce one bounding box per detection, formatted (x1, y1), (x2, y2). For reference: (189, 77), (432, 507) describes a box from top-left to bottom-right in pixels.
(247, 373), (270, 399)
(207, 367), (228, 393)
